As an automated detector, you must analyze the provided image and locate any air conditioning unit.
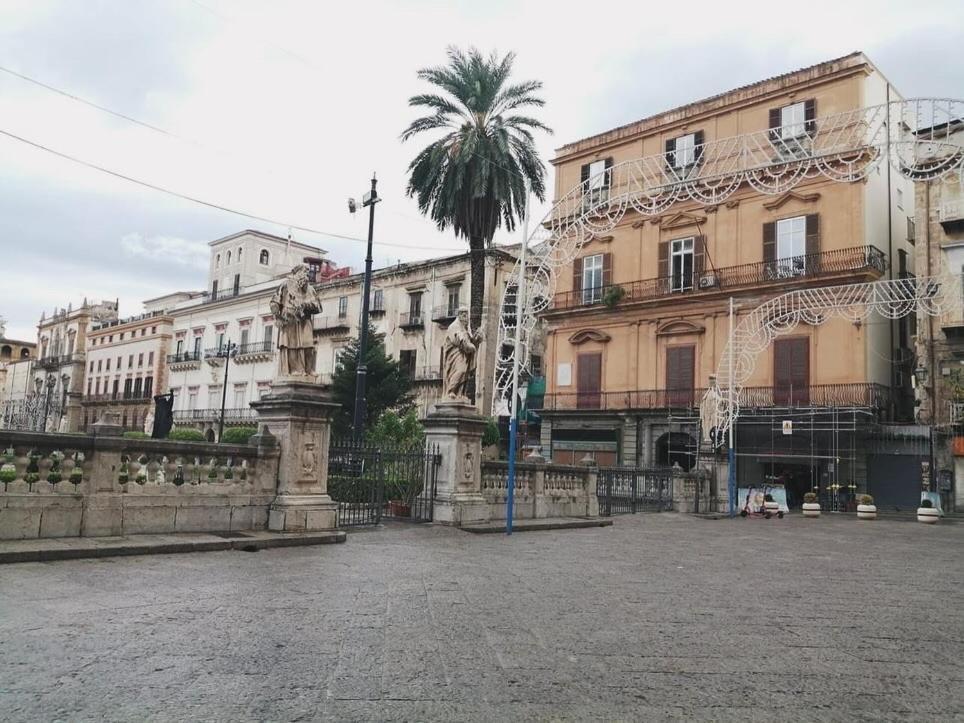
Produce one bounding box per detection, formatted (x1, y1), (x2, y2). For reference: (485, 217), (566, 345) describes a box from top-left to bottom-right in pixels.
(698, 274), (719, 290)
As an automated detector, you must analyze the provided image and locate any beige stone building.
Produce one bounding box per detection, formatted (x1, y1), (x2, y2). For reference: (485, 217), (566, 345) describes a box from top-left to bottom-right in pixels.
(537, 53), (915, 507)
(80, 311), (175, 433)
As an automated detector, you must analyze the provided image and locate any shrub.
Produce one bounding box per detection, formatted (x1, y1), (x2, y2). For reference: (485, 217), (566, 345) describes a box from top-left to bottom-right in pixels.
(602, 285), (626, 308)
(803, 492), (818, 504)
(366, 411), (424, 450)
(220, 427), (257, 444)
(920, 498), (934, 508)
(167, 428), (206, 442)
(123, 431), (150, 439)
(482, 418), (500, 448)
(858, 494), (874, 506)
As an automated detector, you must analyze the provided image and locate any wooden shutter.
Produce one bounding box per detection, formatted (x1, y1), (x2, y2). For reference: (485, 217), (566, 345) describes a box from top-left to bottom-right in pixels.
(602, 252), (613, 288)
(769, 107), (782, 141)
(693, 130), (705, 166)
(693, 236), (706, 278)
(763, 222), (776, 263)
(580, 163), (590, 185)
(572, 257), (583, 294)
(665, 138), (676, 170)
(604, 157), (613, 188)
(658, 241), (670, 279)
(774, 338), (809, 404)
(805, 214), (820, 273)
(804, 98), (817, 137)
(666, 345), (695, 406)
(577, 353), (602, 409)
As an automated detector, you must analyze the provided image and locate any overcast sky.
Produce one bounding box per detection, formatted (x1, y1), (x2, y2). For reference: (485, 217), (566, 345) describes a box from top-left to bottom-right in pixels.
(1, 0), (962, 341)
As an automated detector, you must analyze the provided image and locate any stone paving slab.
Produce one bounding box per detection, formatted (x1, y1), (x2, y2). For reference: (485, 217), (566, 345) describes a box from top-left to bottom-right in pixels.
(0, 514), (961, 721)
(0, 528), (346, 564)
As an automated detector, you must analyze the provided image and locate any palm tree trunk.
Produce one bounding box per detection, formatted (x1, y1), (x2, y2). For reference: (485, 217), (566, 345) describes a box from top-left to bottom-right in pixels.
(467, 238), (486, 404)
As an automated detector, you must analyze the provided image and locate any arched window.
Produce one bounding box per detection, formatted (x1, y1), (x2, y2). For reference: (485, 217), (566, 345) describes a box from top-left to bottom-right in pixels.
(227, 250), (232, 264)
(20, 348), (30, 359)
(237, 247), (243, 261)
(0, 345), (11, 360)
(216, 253), (221, 268)
(259, 249), (270, 265)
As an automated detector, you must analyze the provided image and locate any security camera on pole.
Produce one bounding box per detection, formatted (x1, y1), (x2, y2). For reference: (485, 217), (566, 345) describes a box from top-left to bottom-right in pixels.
(348, 174), (379, 442)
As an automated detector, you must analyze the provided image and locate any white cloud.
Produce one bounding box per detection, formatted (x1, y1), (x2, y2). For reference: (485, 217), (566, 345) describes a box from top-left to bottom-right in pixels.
(121, 232), (208, 270)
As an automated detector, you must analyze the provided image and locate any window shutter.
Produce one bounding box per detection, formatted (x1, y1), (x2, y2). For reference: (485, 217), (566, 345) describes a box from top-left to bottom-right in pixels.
(693, 236), (706, 277)
(604, 157), (613, 188)
(602, 252), (613, 288)
(580, 163), (590, 186)
(572, 257), (583, 293)
(658, 241), (669, 279)
(805, 214), (820, 272)
(763, 222), (776, 263)
(804, 99), (817, 137)
(769, 107), (782, 142)
(664, 138), (676, 170)
(693, 130), (705, 166)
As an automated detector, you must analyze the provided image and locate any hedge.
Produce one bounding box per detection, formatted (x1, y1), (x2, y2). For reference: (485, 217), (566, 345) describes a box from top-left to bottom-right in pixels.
(122, 431), (150, 439)
(167, 428), (206, 442)
(220, 426), (258, 444)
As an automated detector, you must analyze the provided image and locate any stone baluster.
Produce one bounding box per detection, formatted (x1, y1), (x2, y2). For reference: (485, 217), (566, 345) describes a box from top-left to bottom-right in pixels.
(526, 449), (547, 519)
(581, 455), (599, 518)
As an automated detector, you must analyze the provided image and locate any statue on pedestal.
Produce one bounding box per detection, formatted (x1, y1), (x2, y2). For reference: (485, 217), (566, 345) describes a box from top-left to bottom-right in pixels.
(441, 307), (483, 403)
(270, 265), (323, 378)
(151, 392), (175, 439)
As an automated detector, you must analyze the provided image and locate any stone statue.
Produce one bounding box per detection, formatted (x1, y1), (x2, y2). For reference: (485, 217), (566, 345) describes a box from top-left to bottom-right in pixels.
(151, 392), (174, 439)
(270, 265), (323, 378)
(442, 307), (483, 402)
(143, 408), (155, 436)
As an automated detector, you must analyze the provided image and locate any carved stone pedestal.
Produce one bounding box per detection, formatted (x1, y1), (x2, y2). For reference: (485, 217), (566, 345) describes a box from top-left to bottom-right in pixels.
(250, 380), (339, 532)
(424, 399), (489, 526)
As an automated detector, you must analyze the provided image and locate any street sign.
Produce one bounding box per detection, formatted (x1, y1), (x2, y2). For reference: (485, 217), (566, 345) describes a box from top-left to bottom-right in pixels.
(782, 420), (792, 435)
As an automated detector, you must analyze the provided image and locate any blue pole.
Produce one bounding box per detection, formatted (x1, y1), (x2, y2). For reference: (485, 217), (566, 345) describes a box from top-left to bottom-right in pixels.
(506, 416), (517, 534)
(728, 445), (736, 517)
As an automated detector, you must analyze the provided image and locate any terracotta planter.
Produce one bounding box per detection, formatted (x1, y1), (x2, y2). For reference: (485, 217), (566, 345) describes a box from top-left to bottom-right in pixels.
(857, 504), (877, 520)
(802, 502), (821, 518)
(916, 507), (939, 524)
(388, 501), (411, 517)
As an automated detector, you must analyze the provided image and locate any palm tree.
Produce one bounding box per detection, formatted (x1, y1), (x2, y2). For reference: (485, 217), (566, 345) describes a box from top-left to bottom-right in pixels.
(401, 47), (552, 333)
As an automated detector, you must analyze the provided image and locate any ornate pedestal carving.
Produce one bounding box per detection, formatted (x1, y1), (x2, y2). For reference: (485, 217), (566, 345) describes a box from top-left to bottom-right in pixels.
(424, 399), (489, 526)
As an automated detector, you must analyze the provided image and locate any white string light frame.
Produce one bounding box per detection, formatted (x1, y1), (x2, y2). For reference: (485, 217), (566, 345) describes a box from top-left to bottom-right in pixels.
(492, 98), (964, 416)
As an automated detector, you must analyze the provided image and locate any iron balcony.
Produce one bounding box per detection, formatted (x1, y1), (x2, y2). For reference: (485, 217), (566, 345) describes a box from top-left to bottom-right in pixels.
(550, 245), (886, 312)
(35, 354), (83, 370)
(430, 305), (459, 325)
(172, 408), (256, 422)
(399, 312), (424, 330)
(166, 351), (201, 364)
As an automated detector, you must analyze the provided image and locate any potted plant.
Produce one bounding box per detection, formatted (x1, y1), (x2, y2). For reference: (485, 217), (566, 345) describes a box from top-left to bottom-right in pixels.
(916, 497), (939, 524)
(24, 449), (41, 490)
(47, 450), (64, 486)
(0, 447), (17, 489)
(223, 463), (234, 481)
(602, 285), (625, 309)
(857, 494), (876, 520)
(802, 491), (821, 518)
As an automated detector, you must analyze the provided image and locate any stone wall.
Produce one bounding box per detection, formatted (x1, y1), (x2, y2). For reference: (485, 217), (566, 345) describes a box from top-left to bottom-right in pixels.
(0, 430), (279, 540)
(480, 459), (598, 520)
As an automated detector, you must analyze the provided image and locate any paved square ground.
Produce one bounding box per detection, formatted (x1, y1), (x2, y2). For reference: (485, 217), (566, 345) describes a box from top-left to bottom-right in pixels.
(1, 514), (962, 722)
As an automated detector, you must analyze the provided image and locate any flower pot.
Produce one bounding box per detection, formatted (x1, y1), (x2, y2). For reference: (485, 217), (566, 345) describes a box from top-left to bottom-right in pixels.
(857, 504), (877, 520)
(802, 502), (821, 518)
(388, 500), (411, 517)
(916, 507), (939, 524)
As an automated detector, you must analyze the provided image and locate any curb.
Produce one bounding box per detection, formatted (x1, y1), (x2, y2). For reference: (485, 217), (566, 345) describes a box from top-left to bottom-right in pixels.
(460, 518), (613, 534)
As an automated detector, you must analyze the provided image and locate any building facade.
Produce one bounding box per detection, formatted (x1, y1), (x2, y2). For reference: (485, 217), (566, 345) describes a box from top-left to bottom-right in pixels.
(536, 53), (915, 508)
(913, 119), (964, 511)
(0, 320), (36, 407)
(80, 311), (175, 433)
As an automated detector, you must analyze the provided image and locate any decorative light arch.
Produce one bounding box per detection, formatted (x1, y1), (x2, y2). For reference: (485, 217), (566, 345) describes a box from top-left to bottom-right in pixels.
(492, 98), (964, 415)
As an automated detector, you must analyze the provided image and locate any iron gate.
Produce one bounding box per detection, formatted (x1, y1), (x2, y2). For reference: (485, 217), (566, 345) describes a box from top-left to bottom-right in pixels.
(597, 466), (673, 515)
(327, 439), (440, 527)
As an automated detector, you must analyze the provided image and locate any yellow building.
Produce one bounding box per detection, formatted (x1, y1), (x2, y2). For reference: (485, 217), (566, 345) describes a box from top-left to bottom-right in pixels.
(537, 53), (915, 506)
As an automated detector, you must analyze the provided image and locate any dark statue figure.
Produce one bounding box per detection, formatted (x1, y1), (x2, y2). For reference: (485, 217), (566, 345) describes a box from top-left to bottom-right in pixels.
(151, 392), (175, 439)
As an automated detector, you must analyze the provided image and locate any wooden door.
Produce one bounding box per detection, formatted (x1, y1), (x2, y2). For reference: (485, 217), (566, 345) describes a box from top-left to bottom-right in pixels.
(576, 353), (602, 409)
(665, 345), (695, 407)
(774, 338), (809, 404)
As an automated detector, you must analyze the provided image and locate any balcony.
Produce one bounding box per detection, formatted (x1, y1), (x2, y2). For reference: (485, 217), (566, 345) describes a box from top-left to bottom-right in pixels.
(550, 246), (886, 313)
(167, 350), (202, 370)
(35, 354), (83, 371)
(411, 365), (442, 383)
(313, 316), (351, 336)
(536, 383), (890, 412)
(203, 288), (241, 304)
(399, 312), (424, 330)
(431, 305), (458, 325)
(368, 303), (386, 317)
(172, 408), (257, 423)
(939, 199), (964, 231)
(83, 391), (153, 405)
(234, 340), (275, 363)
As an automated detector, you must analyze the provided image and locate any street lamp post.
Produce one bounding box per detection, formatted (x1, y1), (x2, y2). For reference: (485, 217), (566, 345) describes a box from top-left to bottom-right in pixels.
(217, 340), (237, 443)
(350, 174), (379, 442)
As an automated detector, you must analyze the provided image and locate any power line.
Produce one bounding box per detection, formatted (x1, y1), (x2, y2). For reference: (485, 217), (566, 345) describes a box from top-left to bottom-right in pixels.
(0, 127), (459, 252)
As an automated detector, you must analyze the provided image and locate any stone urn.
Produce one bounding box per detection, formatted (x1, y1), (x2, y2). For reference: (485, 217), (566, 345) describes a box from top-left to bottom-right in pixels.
(856, 495), (877, 520)
(802, 493), (821, 518)
(917, 501), (939, 524)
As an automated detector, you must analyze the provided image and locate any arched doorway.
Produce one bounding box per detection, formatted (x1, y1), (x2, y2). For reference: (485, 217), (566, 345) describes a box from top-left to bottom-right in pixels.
(655, 432), (697, 471)
(205, 428), (216, 442)
(0, 345), (11, 360)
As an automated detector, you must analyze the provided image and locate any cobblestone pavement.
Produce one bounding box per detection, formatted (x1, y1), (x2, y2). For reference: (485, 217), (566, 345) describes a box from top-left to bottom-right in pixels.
(1, 514), (962, 722)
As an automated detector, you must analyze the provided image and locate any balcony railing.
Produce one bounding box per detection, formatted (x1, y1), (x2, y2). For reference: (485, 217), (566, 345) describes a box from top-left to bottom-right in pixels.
(83, 391), (153, 404)
(536, 383), (891, 412)
(167, 351), (201, 364)
(92, 310), (167, 331)
(431, 305), (459, 324)
(236, 341), (274, 356)
(939, 199), (964, 226)
(204, 289), (241, 304)
(551, 246), (886, 312)
(411, 365), (441, 382)
(35, 354), (83, 370)
(172, 408), (256, 422)
(399, 312), (424, 329)
(314, 317), (351, 334)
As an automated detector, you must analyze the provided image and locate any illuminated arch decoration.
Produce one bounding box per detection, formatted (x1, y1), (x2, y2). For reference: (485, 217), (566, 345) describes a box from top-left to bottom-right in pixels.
(493, 98), (964, 415)
(700, 271), (963, 446)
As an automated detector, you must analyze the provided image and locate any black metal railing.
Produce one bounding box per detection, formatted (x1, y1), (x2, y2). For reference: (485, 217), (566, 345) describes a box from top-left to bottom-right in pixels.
(83, 391), (153, 403)
(236, 341), (274, 355)
(552, 246), (886, 311)
(35, 354), (82, 370)
(314, 317), (351, 333)
(172, 408), (256, 422)
(166, 351), (201, 364)
(537, 383), (891, 412)
(203, 289), (241, 304)
(597, 467), (674, 515)
(92, 310), (167, 331)
(430, 305), (459, 323)
(399, 312), (424, 329)
(412, 366), (441, 382)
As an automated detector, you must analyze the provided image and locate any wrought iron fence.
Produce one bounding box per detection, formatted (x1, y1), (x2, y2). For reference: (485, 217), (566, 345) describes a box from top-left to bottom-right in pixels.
(1, 396), (65, 431)
(327, 439), (440, 527)
(597, 467), (673, 515)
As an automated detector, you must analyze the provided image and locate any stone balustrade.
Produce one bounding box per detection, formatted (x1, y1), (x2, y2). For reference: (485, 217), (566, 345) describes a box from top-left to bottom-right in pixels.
(0, 429), (279, 539)
(480, 457), (598, 520)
